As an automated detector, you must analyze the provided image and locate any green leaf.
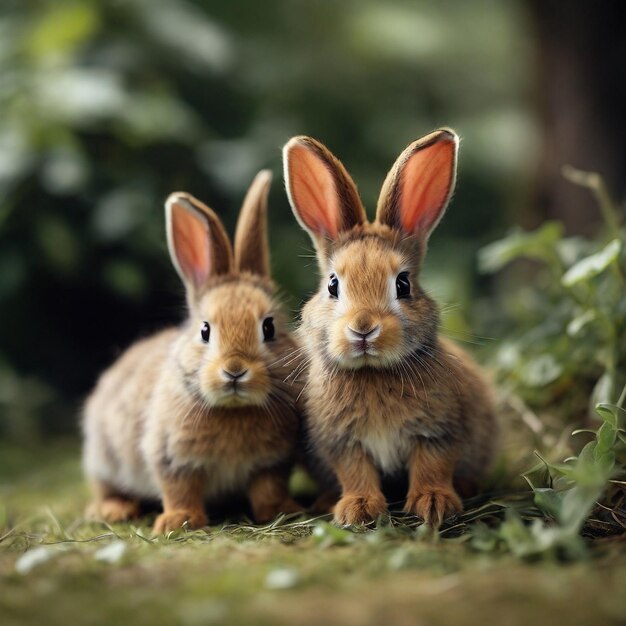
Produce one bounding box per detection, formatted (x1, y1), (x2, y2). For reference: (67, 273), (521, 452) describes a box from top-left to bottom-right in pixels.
(559, 485), (601, 530)
(529, 451), (572, 480)
(25, 3), (100, 59)
(576, 441), (597, 468)
(101, 260), (147, 300)
(595, 402), (623, 428)
(566, 309), (596, 336)
(533, 488), (563, 518)
(595, 422), (617, 453)
(35, 215), (80, 274)
(591, 373), (616, 408)
(497, 511), (531, 552)
(469, 522), (500, 553)
(478, 222), (564, 274)
(561, 239), (622, 287)
(520, 354), (563, 387)
(312, 521), (355, 547)
(594, 450), (616, 476)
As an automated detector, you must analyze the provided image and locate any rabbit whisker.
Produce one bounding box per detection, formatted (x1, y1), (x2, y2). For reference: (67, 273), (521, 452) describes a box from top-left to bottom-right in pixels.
(268, 346), (306, 368)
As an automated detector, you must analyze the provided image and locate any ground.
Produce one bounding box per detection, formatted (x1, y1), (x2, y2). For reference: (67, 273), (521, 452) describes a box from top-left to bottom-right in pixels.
(1, 441), (625, 626)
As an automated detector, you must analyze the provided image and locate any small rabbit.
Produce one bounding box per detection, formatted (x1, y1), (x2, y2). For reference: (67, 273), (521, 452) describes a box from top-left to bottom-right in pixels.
(82, 171), (302, 534)
(283, 130), (498, 527)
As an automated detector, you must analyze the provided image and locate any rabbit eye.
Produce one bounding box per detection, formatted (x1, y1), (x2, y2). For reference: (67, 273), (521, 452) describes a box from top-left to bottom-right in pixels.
(262, 317), (275, 341)
(328, 274), (339, 298)
(396, 272), (411, 299)
(201, 322), (210, 343)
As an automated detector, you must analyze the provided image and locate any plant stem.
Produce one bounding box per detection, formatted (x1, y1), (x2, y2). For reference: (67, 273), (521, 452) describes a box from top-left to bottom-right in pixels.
(562, 165), (622, 239)
(618, 383), (626, 409)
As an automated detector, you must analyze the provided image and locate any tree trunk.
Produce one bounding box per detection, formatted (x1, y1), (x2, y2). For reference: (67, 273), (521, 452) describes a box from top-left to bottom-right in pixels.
(528, 0), (626, 234)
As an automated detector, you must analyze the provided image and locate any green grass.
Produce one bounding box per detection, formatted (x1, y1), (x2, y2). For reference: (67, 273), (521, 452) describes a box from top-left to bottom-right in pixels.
(0, 443), (626, 626)
(1, 441), (625, 626)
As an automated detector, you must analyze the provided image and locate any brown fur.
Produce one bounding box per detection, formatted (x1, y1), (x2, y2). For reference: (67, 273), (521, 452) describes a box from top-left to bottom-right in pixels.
(82, 171), (303, 534)
(377, 128), (458, 242)
(284, 136), (366, 256)
(332, 446), (386, 525)
(248, 466), (301, 522)
(283, 131), (498, 527)
(234, 170), (271, 276)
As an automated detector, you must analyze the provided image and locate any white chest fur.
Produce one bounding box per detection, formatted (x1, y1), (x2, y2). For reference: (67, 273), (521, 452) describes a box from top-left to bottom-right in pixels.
(355, 412), (446, 475)
(202, 460), (255, 498)
(359, 428), (413, 475)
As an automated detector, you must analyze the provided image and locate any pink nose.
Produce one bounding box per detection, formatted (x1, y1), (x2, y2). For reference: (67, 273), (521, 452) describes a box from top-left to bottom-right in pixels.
(347, 325), (381, 341)
(222, 368), (248, 382)
(347, 310), (381, 342)
(221, 357), (249, 383)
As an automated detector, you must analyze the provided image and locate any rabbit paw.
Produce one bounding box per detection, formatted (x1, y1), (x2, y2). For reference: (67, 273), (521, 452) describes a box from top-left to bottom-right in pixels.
(333, 493), (387, 526)
(404, 488), (462, 527)
(86, 498), (139, 523)
(152, 509), (208, 535)
(253, 497), (303, 523)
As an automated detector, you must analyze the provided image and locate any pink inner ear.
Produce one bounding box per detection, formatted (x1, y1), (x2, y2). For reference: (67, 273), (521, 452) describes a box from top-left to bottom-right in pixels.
(289, 144), (340, 238)
(171, 204), (211, 288)
(400, 138), (456, 235)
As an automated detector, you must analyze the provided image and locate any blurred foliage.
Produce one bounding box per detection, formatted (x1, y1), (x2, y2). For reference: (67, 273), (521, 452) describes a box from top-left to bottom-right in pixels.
(479, 169), (626, 417)
(472, 397), (626, 559)
(0, 0), (536, 440)
(476, 170), (626, 557)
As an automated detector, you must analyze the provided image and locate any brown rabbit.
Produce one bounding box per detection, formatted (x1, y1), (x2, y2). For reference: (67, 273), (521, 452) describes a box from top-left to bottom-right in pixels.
(283, 129), (498, 527)
(82, 171), (302, 534)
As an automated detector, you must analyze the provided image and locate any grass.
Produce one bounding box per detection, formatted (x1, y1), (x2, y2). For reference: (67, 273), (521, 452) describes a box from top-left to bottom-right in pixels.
(1, 440), (625, 626)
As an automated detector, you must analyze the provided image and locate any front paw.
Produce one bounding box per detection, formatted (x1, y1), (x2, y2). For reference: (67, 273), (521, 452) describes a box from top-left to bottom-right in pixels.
(333, 493), (387, 526)
(86, 498), (139, 523)
(404, 487), (462, 527)
(152, 509), (208, 535)
(253, 497), (303, 523)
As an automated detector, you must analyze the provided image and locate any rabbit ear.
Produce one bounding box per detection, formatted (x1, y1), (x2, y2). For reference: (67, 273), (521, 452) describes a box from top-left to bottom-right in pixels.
(233, 170), (272, 277)
(283, 136), (366, 250)
(166, 192), (233, 297)
(376, 129), (458, 241)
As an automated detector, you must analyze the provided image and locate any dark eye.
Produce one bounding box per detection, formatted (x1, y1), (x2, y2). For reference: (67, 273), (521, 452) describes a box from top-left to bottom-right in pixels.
(262, 317), (275, 341)
(328, 274), (339, 298)
(396, 272), (411, 299)
(201, 322), (210, 343)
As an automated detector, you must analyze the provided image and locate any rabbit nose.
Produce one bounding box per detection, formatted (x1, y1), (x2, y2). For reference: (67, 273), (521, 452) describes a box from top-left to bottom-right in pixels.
(347, 312), (381, 341)
(221, 357), (249, 382)
(221, 368), (249, 382)
(347, 325), (381, 341)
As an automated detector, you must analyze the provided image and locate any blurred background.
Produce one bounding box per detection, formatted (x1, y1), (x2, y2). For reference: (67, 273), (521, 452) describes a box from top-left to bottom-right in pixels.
(1, 0), (624, 444)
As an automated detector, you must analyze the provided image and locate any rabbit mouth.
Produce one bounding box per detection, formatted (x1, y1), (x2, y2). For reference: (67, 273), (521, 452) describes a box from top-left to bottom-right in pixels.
(212, 382), (266, 407)
(339, 347), (384, 369)
(349, 336), (379, 357)
(340, 355), (382, 370)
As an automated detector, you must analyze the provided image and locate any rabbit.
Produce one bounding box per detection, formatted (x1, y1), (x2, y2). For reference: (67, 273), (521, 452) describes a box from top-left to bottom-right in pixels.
(82, 170), (303, 534)
(282, 129), (498, 528)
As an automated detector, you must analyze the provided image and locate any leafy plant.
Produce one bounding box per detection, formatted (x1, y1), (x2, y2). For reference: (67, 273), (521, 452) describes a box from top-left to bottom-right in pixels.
(479, 166), (626, 414)
(472, 394), (625, 559)
(475, 167), (626, 557)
